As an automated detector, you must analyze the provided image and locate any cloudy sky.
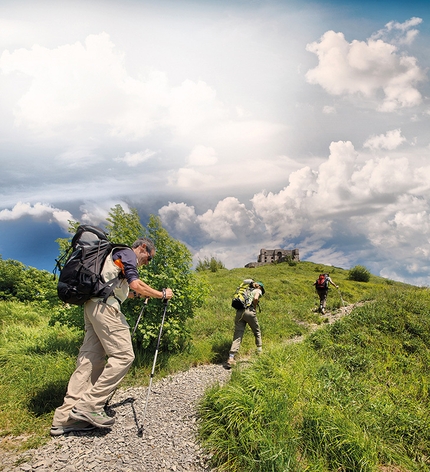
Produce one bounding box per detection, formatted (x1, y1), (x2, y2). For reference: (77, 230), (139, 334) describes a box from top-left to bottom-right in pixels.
(1, 0), (430, 286)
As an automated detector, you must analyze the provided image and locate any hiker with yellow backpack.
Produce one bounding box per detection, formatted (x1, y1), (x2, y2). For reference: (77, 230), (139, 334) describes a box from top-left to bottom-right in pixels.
(314, 273), (338, 314)
(226, 279), (265, 368)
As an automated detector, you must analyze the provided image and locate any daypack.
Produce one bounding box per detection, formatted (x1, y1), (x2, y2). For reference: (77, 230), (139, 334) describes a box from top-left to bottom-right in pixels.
(55, 225), (130, 305)
(315, 274), (329, 290)
(231, 280), (254, 309)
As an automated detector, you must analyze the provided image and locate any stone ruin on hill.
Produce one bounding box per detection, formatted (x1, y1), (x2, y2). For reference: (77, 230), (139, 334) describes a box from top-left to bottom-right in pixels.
(245, 248), (300, 268)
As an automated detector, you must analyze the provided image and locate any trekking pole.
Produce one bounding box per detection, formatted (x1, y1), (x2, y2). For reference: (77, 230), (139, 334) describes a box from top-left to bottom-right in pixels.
(138, 299), (169, 437)
(337, 287), (346, 309)
(132, 297), (149, 337)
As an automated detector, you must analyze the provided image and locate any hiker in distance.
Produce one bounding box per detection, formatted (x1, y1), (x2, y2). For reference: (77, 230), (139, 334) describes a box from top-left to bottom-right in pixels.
(51, 237), (173, 436)
(226, 279), (265, 368)
(313, 273), (338, 314)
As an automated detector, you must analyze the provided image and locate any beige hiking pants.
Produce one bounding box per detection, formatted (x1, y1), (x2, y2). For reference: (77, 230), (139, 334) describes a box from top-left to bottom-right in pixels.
(52, 299), (135, 426)
(229, 307), (262, 355)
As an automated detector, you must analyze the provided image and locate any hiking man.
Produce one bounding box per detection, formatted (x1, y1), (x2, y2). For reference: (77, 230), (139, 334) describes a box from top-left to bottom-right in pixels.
(314, 273), (338, 314)
(51, 237), (173, 436)
(226, 279), (265, 368)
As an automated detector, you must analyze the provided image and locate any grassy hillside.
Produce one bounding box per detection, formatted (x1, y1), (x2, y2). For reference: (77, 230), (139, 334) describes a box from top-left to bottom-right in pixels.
(1, 260), (428, 471)
(187, 261), (394, 365)
(197, 264), (430, 472)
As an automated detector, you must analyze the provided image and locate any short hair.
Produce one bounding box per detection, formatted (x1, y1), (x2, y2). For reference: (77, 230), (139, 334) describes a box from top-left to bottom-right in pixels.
(132, 237), (155, 254)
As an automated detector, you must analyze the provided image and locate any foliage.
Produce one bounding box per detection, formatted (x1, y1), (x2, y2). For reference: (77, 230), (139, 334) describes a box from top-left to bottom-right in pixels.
(49, 304), (85, 331)
(348, 264), (371, 282)
(0, 301), (82, 449)
(129, 214), (208, 352)
(195, 256), (225, 272)
(105, 204), (144, 245)
(0, 256), (57, 305)
(196, 256), (226, 272)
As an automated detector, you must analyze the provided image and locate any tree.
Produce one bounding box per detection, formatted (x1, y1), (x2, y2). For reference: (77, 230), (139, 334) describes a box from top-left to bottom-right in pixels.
(105, 204), (144, 245)
(0, 257), (23, 300)
(129, 215), (208, 352)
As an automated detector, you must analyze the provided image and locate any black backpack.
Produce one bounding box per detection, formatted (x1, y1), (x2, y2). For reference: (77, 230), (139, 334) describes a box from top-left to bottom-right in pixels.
(55, 225), (130, 305)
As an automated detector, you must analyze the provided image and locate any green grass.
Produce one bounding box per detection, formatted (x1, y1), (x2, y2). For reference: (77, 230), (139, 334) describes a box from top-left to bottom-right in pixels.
(198, 284), (430, 471)
(186, 262), (392, 365)
(0, 302), (82, 449)
(1, 259), (427, 472)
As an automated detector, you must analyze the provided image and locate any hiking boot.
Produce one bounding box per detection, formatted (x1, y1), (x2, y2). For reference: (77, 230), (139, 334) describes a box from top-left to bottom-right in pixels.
(321, 308), (325, 314)
(224, 357), (236, 369)
(256, 347), (262, 355)
(70, 408), (115, 428)
(50, 420), (96, 436)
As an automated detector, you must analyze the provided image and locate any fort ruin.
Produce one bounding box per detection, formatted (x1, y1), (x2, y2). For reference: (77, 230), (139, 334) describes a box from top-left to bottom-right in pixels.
(245, 248), (300, 268)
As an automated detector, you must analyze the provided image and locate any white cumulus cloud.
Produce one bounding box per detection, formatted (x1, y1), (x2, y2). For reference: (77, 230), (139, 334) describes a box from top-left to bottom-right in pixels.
(0, 202), (72, 229)
(363, 129), (406, 150)
(197, 197), (260, 241)
(158, 202), (198, 237)
(305, 21), (425, 112)
(159, 133), (430, 282)
(0, 33), (232, 141)
(373, 17), (423, 46)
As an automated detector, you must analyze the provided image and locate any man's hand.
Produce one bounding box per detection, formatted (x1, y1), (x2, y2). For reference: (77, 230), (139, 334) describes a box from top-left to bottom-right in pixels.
(163, 288), (173, 300)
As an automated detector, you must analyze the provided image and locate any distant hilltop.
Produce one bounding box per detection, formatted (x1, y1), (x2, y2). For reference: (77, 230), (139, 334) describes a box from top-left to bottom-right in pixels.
(245, 248), (300, 268)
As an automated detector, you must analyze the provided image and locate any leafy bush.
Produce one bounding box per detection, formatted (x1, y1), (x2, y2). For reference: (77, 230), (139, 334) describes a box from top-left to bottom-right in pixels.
(348, 265), (371, 282)
(49, 304), (85, 331)
(0, 257), (57, 304)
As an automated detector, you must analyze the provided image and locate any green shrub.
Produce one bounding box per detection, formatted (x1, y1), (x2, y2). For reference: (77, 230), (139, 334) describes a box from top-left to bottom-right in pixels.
(348, 265), (371, 282)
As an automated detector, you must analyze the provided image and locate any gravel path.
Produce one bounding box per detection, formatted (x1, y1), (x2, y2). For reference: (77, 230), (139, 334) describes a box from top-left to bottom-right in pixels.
(0, 364), (232, 472)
